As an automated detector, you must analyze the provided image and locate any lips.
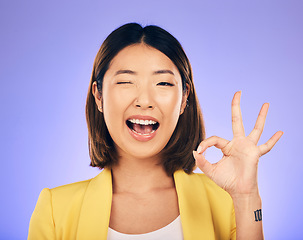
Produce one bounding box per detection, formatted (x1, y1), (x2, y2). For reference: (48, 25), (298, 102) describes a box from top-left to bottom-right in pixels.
(126, 116), (160, 141)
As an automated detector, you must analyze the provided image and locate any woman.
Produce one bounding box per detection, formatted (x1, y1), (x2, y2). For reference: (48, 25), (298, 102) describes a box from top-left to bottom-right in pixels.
(28, 23), (283, 240)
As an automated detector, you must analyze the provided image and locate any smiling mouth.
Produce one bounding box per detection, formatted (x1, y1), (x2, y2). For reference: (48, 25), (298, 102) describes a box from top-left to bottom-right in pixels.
(126, 119), (160, 136)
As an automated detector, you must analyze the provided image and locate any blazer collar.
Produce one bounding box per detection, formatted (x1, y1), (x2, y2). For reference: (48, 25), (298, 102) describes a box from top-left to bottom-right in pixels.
(76, 169), (214, 240)
(174, 170), (215, 239)
(76, 168), (112, 240)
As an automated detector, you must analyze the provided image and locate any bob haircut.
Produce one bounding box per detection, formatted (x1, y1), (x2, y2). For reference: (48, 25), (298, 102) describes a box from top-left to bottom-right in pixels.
(86, 22), (205, 176)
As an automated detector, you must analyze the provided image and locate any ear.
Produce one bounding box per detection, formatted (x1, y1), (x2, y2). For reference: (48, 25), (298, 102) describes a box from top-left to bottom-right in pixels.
(92, 81), (103, 112)
(180, 83), (190, 115)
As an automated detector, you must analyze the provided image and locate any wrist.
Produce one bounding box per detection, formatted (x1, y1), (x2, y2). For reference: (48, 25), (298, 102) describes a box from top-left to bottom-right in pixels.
(231, 192), (262, 207)
(232, 192), (264, 240)
(230, 186), (260, 201)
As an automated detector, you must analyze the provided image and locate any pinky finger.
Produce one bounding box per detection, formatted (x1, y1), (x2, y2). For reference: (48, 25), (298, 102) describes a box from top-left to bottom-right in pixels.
(259, 131), (284, 156)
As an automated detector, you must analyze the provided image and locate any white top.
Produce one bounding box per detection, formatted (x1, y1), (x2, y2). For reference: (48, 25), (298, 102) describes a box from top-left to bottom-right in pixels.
(107, 215), (183, 240)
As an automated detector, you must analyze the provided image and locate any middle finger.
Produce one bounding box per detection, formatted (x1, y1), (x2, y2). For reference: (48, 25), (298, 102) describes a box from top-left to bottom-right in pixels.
(248, 102), (269, 144)
(231, 91), (245, 137)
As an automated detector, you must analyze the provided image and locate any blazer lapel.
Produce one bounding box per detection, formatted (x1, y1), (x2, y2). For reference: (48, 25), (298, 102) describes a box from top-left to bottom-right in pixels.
(76, 168), (112, 240)
(174, 170), (215, 240)
(76, 169), (215, 239)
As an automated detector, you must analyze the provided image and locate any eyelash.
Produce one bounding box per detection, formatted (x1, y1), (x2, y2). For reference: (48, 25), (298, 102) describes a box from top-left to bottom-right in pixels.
(117, 81), (132, 84)
(157, 82), (174, 86)
(116, 81), (174, 86)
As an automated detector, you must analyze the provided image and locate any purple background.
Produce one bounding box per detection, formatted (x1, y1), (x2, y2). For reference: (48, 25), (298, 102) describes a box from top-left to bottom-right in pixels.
(1, 0), (302, 239)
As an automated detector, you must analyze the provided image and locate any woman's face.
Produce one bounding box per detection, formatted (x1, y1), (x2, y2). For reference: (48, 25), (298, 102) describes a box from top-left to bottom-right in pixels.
(93, 44), (187, 162)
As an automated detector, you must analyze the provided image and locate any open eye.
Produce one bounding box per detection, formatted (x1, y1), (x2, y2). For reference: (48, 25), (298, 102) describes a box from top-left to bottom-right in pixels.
(157, 82), (174, 86)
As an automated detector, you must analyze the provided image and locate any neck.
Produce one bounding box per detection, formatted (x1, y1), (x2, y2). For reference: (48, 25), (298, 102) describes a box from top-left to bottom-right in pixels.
(111, 155), (175, 194)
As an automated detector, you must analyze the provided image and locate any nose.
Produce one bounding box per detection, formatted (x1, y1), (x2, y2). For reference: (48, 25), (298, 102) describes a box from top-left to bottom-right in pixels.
(134, 87), (154, 110)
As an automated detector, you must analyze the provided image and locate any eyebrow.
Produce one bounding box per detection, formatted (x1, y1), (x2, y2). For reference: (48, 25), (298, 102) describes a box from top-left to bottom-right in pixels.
(114, 69), (175, 76)
(114, 70), (136, 75)
(153, 70), (175, 76)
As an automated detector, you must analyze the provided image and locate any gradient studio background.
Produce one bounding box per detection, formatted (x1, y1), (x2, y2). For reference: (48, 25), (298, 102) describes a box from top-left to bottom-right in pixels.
(0, 0), (302, 239)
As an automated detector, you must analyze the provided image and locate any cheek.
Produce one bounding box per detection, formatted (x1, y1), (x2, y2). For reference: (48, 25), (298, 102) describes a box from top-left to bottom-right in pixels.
(103, 89), (128, 110)
(103, 81), (136, 109)
(101, 86), (137, 135)
(156, 90), (183, 119)
(102, 87), (125, 128)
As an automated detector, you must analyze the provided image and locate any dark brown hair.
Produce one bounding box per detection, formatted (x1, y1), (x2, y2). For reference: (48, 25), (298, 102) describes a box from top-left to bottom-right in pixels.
(86, 23), (205, 176)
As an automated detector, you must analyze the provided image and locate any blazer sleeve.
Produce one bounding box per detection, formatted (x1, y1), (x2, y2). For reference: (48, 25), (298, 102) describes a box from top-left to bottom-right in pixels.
(28, 188), (56, 240)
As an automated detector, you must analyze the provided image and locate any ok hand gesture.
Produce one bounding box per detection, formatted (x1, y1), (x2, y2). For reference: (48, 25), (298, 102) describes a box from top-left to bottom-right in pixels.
(193, 91), (283, 198)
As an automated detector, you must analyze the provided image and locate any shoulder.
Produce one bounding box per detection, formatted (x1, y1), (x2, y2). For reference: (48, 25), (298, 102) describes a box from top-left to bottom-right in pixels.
(34, 178), (92, 204)
(50, 178), (91, 198)
(29, 179), (93, 239)
(37, 169), (112, 207)
(32, 178), (93, 218)
(29, 170), (112, 239)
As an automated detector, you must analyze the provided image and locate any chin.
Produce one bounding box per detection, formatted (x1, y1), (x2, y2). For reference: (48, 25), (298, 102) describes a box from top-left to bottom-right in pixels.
(117, 143), (164, 162)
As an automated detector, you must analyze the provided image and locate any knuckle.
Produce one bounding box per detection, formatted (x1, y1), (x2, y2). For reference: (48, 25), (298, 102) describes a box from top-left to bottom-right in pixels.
(232, 116), (239, 122)
(253, 127), (262, 132)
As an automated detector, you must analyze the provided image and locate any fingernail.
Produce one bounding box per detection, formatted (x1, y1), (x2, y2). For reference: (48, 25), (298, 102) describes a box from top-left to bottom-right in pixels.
(197, 146), (202, 154)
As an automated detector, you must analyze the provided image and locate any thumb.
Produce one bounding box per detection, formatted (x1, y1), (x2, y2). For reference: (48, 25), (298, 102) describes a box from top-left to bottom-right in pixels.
(193, 150), (214, 177)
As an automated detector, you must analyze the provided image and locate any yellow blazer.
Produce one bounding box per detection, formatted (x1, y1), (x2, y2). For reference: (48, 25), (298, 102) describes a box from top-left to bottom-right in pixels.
(28, 168), (236, 240)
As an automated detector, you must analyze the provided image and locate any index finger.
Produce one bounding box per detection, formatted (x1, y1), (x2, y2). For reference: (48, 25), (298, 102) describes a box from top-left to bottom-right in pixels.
(231, 91), (245, 137)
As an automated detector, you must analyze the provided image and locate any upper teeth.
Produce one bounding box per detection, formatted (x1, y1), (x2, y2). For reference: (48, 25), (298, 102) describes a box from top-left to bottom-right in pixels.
(129, 119), (157, 125)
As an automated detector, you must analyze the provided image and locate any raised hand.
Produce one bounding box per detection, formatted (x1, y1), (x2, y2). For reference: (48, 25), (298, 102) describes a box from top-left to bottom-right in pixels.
(193, 91), (283, 198)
